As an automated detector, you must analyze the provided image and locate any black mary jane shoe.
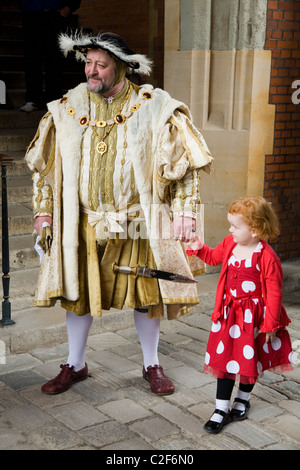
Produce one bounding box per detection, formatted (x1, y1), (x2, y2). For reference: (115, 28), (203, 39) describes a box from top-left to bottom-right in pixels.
(230, 398), (250, 421)
(203, 409), (232, 434)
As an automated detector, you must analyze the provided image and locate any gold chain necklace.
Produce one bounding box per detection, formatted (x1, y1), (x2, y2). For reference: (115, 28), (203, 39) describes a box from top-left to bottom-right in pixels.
(59, 85), (153, 156)
(90, 83), (132, 155)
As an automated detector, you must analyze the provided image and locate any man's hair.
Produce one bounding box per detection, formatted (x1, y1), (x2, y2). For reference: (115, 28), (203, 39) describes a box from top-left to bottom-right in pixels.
(228, 196), (280, 241)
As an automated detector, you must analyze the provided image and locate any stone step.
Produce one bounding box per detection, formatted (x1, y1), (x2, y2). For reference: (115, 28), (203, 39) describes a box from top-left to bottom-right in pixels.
(0, 203), (33, 236)
(0, 109), (44, 129)
(0, 127), (36, 152)
(6, 156), (32, 177)
(0, 39), (23, 56)
(4, 266), (39, 312)
(1, 54), (84, 73)
(0, 9), (22, 26)
(0, 24), (23, 41)
(6, 175), (32, 204)
(2, 69), (84, 92)
(0, 89), (26, 109)
(1, 54), (25, 72)
(0, 234), (39, 271)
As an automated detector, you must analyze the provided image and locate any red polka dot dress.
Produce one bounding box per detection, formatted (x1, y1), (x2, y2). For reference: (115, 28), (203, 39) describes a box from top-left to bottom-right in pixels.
(203, 243), (293, 384)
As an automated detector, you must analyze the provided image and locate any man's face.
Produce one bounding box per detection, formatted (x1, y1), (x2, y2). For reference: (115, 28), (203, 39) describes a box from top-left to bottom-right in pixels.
(85, 49), (116, 95)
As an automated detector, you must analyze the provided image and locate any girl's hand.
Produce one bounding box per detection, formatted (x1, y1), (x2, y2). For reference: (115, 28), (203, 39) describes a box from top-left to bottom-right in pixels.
(265, 330), (277, 343)
(186, 236), (203, 256)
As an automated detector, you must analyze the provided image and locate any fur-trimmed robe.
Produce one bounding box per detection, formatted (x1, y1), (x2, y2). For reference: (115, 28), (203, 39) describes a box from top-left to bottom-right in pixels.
(25, 82), (213, 316)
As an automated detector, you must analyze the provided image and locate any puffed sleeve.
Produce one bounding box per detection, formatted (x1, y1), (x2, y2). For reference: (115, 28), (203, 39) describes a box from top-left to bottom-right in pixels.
(25, 112), (55, 215)
(155, 109), (213, 215)
(31, 172), (53, 215)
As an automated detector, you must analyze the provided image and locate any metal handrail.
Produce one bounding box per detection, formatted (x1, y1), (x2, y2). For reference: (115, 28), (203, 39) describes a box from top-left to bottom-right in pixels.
(0, 153), (15, 326)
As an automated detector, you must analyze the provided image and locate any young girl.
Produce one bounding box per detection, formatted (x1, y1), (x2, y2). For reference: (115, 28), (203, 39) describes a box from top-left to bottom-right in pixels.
(187, 196), (293, 434)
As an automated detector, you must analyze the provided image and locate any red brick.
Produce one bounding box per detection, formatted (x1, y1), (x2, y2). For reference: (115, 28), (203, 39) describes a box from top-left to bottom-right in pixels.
(273, 10), (284, 19)
(268, 0), (278, 9)
(278, 1), (300, 11)
(284, 11), (295, 20)
(277, 40), (299, 49)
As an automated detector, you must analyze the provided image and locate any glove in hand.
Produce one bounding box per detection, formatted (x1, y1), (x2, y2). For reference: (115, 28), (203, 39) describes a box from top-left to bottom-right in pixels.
(37, 225), (52, 255)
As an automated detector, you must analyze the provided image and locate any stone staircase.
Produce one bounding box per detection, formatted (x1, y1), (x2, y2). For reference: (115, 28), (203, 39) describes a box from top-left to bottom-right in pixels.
(0, 1), (83, 313)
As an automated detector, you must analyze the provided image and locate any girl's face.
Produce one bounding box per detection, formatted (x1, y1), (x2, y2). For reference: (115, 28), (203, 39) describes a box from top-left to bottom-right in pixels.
(227, 212), (257, 245)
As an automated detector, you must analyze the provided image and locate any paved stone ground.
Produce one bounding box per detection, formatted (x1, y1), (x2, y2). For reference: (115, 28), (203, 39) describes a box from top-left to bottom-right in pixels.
(0, 271), (300, 451)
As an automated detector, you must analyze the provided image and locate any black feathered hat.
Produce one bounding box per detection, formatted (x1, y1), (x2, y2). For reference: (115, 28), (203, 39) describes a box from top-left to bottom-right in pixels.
(59, 31), (152, 75)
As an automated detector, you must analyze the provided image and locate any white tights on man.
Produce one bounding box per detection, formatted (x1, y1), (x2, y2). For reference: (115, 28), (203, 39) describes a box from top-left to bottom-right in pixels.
(66, 308), (160, 371)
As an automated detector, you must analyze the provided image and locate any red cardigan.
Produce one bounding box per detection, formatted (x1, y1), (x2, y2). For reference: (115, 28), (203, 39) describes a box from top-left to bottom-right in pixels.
(196, 235), (291, 333)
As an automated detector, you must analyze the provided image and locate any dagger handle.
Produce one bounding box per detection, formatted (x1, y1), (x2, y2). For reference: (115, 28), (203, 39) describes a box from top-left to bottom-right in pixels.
(113, 265), (137, 275)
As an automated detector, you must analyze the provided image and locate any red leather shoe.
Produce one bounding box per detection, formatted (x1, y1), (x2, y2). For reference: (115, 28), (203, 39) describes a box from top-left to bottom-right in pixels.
(41, 363), (89, 394)
(143, 364), (175, 395)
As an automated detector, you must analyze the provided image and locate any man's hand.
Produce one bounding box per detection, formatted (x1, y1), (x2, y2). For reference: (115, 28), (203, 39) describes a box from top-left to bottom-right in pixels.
(171, 215), (196, 243)
(34, 215), (53, 236)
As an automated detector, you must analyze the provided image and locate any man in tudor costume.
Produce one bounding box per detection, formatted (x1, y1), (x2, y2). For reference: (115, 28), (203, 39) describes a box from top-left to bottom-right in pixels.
(25, 32), (213, 395)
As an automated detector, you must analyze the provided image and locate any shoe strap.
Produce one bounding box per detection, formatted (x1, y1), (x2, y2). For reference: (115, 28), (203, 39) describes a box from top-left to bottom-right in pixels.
(234, 397), (249, 406)
(214, 408), (228, 417)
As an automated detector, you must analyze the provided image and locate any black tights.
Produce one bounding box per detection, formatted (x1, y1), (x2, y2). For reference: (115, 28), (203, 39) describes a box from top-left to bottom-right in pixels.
(216, 378), (254, 400)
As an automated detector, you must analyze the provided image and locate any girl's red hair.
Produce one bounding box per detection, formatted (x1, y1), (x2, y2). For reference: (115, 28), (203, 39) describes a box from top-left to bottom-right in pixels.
(228, 196), (280, 241)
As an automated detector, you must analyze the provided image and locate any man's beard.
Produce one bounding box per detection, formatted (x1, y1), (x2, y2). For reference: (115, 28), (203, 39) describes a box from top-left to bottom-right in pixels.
(87, 76), (114, 95)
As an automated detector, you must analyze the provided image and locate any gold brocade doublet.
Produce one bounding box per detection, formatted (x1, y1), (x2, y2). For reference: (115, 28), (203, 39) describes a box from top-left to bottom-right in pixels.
(80, 80), (144, 214)
(80, 82), (132, 211)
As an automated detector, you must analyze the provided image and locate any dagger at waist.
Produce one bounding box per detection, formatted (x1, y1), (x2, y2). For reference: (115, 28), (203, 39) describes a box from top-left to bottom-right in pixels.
(113, 264), (197, 283)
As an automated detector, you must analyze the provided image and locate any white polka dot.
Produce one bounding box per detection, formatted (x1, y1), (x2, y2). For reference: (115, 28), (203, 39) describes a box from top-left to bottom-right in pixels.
(224, 306), (228, 319)
(226, 360), (240, 374)
(230, 288), (237, 297)
(263, 342), (269, 354)
(252, 298), (259, 305)
(217, 341), (224, 354)
(211, 321), (221, 332)
(228, 255), (236, 266)
(205, 352), (210, 365)
(289, 351), (294, 364)
(256, 263), (260, 271)
(243, 345), (254, 359)
(257, 361), (263, 374)
(245, 258), (252, 268)
(241, 281), (256, 293)
(244, 309), (252, 323)
(271, 337), (282, 351)
(229, 324), (241, 339)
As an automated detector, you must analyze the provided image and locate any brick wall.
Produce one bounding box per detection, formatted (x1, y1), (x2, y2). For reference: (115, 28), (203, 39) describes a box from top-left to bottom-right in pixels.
(265, 0), (300, 260)
(75, 0), (164, 88)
